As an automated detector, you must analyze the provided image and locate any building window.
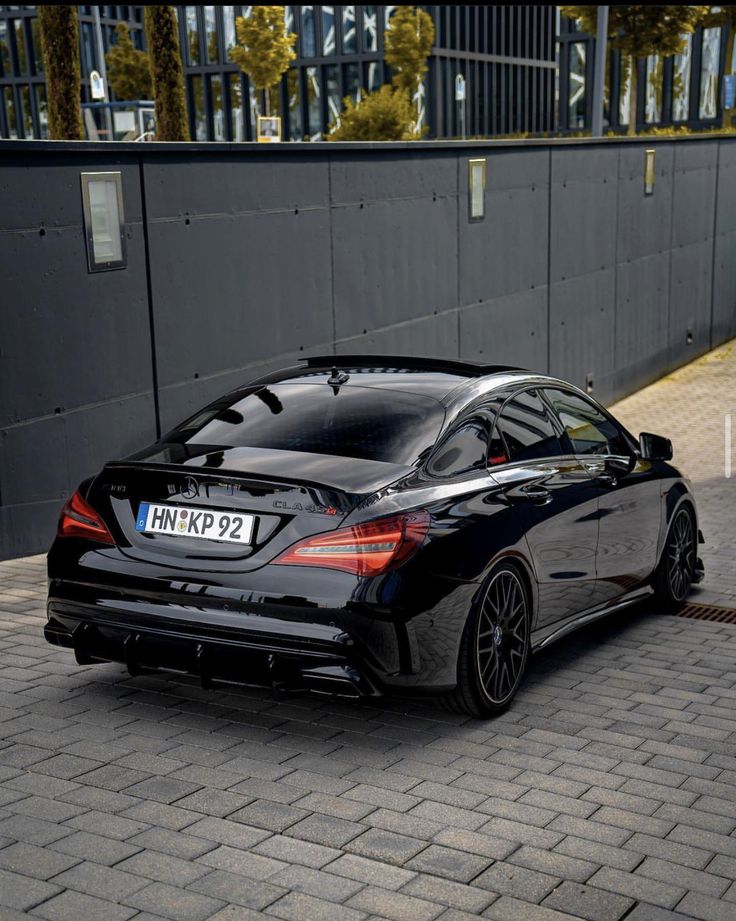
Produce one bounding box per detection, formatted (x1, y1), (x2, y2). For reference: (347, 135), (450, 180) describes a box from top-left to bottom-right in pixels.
(186, 6), (200, 66)
(19, 83), (32, 137)
(699, 26), (721, 119)
(223, 6), (236, 53)
(344, 61), (360, 102)
(35, 84), (48, 138)
(619, 56), (631, 126)
(204, 5), (218, 63)
(80, 20), (95, 74)
(30, 17), (43, 73)
(301, 6), (316, 57)
(568, 41), (586, 128)
(672, 33), (691, 122)
(363, 6), (378, 52)
(322, 6), (335, 55)
(0, 21), (10, 78)
(325, 62), (339, 127)
(365, 60), (380, 93)
(287, 66), (302, 139)
(211, 74), (224, 139)
(306, 64), (320, 138)
(229, 72), (244, 140)
(342, 6), (357, 54)
(3, 86), (18, 138)
(13, 19), (27, 75)
(190, 74), (206, 139)
(645, 54), (662, 123)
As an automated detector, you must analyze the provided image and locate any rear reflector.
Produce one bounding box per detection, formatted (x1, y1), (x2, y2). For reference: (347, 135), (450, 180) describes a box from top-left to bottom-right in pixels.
(57, 490), (114, 545)
(274, 510), (429, 576)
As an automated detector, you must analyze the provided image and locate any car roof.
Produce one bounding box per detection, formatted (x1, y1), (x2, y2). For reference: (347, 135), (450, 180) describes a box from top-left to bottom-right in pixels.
(249, 355), (536, 403)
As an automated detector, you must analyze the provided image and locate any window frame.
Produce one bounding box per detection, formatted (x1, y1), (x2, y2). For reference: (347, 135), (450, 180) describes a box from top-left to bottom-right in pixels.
(488, 385), (572, 469)
(539, 386), (638, 461)
(424, 410), (495, 480)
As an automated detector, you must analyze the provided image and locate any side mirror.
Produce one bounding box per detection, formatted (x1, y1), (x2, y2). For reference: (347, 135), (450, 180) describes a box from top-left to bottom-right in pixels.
(639, 432), (673, 462)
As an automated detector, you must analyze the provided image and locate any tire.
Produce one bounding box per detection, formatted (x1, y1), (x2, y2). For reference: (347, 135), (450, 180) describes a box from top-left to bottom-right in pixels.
(445, 561), (531, 718)
(653, 504), (696, 610)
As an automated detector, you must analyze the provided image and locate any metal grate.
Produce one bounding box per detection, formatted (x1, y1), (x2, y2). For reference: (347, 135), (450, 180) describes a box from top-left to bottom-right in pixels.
(675, 603), (736, 624)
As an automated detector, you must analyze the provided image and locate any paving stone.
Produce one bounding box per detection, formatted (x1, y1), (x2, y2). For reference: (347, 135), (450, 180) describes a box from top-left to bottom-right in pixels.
(586, 865), (686, 909)
(188, 869), (286, 910)
(266, 863), (365, 903)
(285, 812), (366, 847)
(50, 860), (150, 900)
(405, 844), (491, 883)
(473, 861), (560, 902)
(115, 849), (210, 886)
(228, 799), (309, 832)
(128, 826), (222, 859)
(33, 889), (138, 921)
(49, 830), (142, 866)
(266, 890), (367, 921)
(541, 880), (634, 921)
(124, 881), (227, 921)
(0, 866), (62, 911)
(399, 873), (495, 913)
(346, 885), (444, 921)
(346, 828), (429, 865)
(328, 853), (417, 890)
(674, 890), (736, 921)
(635, 856), (729, 898)
(508, 844), (598, 883)
(0, 840), (80, 879)
(254, 833), (341, 868)
(483, 894), (581, 920)
(196, 844), (288, 880)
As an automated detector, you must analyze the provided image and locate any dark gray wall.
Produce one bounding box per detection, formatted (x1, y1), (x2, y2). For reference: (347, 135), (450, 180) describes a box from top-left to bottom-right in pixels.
(1, 136), (735, 559)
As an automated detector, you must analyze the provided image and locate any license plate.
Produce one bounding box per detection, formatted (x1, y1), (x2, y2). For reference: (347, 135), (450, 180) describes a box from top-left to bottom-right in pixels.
(135, 502), (254, 544)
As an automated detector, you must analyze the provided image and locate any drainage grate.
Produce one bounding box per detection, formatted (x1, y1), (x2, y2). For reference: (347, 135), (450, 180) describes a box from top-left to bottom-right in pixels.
(675, 603), (736, 624)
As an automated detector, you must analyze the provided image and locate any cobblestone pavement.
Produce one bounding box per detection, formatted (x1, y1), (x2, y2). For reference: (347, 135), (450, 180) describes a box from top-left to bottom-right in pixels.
(2, 344), (736, 921)
(611, 339), (736, 606)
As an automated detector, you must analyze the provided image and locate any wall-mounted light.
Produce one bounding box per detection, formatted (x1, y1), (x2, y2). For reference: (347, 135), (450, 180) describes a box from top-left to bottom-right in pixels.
(80, 171), (127, 273)
(644, 149), (656, 196)
(468, 158), (486, 221)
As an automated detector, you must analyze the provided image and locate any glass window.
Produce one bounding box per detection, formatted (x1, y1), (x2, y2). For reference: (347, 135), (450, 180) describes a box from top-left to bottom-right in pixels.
(211, 74), (224, 140)
(544, 389), (630, 457)
(80, 21), (96, 74)
(190, 74), (206, 140)
(363, 6), (378, 52)
(322, 5), (335, 55)
(301, 6), (316, 57)
(619, 55), (631, 126)
(0, 21), (10, 78)
(229, 72), (244, 140)
(325, 63), (340, 129)
(645, 54), (662, 123)
(19, 83), (32, 137)
(287, 66), (302, 139)
(365, 60), (381, 93)
(170, 384), (446, 466)
(186, 6), (200, 66)
(3, 86), (18, 138)
(306, 64), (321, 138)
(223, 5), (236, 52)
(13, 19), (27, 75)
(342, 5), (357, 54)
(699, 26), (721, 119)
(672, 33), (691, 122)
(495, 390), (566, 463)
(428, 418), (490, 478)
(204, 5), (218, 63)
(344, 62), (360, 103)
(30, 16), (43, 73)
(35, 84), (48, 138)
(568, 41), (586, 128)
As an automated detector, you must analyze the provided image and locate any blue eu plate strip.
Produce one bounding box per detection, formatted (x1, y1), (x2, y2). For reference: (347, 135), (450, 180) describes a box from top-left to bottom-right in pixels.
(135, 502), (150, 532)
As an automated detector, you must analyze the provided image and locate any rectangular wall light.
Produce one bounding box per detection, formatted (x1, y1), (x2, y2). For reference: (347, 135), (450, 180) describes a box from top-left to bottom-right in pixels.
(80, 171), (127, 272)
(468, 158), (486, 220)
(644, 149), (656, 196)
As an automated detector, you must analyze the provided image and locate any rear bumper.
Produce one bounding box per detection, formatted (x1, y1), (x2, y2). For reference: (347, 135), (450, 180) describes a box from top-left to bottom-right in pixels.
(45, 598), (382, 698)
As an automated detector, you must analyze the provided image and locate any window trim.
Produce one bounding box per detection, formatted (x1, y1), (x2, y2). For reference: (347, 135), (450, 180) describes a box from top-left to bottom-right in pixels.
(539, 386), (638, 461)
(485, 384), (569, 470)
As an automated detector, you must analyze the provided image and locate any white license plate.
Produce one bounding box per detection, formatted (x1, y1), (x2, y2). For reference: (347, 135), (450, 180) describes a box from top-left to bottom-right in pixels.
(135, 502), (254, 544)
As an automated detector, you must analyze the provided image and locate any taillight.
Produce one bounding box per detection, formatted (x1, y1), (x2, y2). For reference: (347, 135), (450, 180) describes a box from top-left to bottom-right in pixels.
(274, 510), (429, 576)
(57, 490), (114, 545)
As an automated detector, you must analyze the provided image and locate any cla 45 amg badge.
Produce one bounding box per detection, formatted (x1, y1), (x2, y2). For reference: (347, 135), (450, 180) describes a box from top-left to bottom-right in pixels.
(273, 500), (337, 515)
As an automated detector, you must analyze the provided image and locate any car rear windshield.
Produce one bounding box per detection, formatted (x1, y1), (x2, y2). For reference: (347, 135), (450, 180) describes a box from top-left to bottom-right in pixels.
(169, 383), (446, 466)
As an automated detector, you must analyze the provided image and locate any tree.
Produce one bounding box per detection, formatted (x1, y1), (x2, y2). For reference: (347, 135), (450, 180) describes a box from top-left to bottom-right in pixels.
(106, 22), (152, 101)
(144, 5), (189, 141)
(384, 5), (435, 125)
(37, 5), (83, 140)
(562, 6), (708, 134)
(329, 85), (417, 141)
(229, 6), (296, 116)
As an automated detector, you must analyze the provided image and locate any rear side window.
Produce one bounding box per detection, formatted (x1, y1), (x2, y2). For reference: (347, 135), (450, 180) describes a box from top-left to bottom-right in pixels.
(427, 417), (490, 478)
(494, 389), (566, 463)
(544, 388), (631, 457)
(167, 383), (445, 466)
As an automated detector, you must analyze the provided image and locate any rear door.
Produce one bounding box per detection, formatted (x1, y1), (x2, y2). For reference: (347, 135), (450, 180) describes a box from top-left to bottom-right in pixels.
(488, 388), (601, 629)
(542, 387), (662, 605)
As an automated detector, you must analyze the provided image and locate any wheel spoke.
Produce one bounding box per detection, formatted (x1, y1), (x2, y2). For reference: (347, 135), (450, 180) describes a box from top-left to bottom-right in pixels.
(475, 569), (528, 705)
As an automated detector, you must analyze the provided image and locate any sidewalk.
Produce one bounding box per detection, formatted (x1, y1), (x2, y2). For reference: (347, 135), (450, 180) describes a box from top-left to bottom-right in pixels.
(611, 339), (736, 607)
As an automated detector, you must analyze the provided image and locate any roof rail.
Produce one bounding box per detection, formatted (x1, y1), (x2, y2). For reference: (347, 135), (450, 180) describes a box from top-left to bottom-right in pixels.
(301, 354), (524, 378)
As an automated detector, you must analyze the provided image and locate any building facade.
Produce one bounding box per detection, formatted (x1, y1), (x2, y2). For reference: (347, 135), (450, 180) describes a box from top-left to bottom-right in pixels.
(1, 5), (733, 141)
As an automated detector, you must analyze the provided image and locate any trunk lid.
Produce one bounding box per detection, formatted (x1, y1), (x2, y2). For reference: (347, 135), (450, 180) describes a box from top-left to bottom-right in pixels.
(88, 444), (410, 573)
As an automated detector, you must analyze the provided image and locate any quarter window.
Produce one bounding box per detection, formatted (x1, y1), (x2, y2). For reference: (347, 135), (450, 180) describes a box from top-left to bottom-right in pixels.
(427, 418), (490, 478)
(494, 389), (566, 463)
(544, 389), (630, 457)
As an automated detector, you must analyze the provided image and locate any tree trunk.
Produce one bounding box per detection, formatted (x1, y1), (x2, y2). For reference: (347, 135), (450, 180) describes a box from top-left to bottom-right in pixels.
(144, 6), (190, 141)
(37, 6), (83, 140)
(627, 55), (638, 136)
(722, 23), (735, 130)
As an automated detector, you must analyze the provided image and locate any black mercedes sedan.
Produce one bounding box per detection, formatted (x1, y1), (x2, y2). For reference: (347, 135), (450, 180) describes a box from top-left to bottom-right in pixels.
(46, 356), (703, 716)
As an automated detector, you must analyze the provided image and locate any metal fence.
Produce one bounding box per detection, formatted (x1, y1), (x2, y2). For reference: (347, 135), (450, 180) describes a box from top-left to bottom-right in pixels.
(1, 135), (735, 558)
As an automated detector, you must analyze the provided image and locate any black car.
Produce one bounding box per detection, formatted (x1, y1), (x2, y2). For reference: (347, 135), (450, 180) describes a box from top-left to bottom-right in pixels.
(46, 356), (704, 716)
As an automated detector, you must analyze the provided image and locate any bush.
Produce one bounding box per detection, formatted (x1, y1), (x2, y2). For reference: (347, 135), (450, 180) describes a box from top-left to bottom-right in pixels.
(106, 22), (152, 101)
(329, 86), (418, 141)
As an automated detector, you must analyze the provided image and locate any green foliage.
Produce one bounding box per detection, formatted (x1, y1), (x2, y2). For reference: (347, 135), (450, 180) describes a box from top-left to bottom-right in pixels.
(384, 5), (436, 97)
(329, 85), (418, 141)
(144, 6), (189, 141)
(106, 22), (152, 101)
(37, 5), (83, 140)
(230, 6), (296, 115)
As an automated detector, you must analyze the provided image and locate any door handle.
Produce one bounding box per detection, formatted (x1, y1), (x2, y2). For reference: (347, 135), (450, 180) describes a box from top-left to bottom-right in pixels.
(506, 483), (552, 505)
(594, 470), (617, 487)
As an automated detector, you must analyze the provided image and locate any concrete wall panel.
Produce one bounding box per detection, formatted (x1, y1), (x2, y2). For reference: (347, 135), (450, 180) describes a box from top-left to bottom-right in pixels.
(458, 288), (548, 371)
